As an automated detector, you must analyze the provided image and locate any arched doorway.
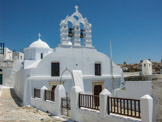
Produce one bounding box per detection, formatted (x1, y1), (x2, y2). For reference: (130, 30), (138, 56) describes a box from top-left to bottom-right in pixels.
(0, 69), (2, 85)
(52, 85), (56, 92)
(51, 85), (56, 101)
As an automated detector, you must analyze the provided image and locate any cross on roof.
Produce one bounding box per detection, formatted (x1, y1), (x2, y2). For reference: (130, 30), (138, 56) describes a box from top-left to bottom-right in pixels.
(38, 33), (41, 39)
(75, 5), (79, 12)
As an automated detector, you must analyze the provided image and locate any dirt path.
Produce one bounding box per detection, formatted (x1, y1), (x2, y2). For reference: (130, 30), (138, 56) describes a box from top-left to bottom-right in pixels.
(0, 87), (65, 122)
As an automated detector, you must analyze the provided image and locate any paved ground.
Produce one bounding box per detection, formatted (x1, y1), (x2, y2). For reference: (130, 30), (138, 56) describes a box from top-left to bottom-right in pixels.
(0, 87), (66, 122)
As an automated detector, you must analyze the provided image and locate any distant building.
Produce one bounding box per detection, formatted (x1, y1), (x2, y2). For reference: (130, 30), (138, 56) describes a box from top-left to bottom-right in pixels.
(142, 59), (152, 76)
(121, 67), (128, 72)
(0, 47), (13, 61)
(0, 46), (24, 86)
(13, 50), (24, 61)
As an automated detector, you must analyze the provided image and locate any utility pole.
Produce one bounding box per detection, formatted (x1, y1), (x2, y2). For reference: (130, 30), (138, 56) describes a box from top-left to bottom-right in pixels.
(110, 40), (114, 96)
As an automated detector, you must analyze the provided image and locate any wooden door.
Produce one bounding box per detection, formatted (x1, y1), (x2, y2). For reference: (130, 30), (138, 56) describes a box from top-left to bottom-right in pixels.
(52, 86), (56, 92)
(51, 86), (56, 101)
(94, 85), (102, 106)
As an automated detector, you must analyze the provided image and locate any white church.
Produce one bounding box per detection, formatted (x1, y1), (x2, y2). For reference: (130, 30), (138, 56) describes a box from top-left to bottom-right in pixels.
(14, 6), (124, 105)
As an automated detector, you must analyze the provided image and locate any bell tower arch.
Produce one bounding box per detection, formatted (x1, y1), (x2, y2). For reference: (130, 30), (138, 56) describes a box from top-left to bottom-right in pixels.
(59, 5), (92, 47)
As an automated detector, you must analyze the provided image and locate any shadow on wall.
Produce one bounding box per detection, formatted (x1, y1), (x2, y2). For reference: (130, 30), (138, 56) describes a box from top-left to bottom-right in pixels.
(10, 88), (22, 107)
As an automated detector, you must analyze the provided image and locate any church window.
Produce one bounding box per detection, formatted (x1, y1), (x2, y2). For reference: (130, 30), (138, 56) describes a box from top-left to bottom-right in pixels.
(144, 64), (146, 67)
(95, 63), (101, 76)
(41, 53), (43, 59)
(51, 62), (60, 76)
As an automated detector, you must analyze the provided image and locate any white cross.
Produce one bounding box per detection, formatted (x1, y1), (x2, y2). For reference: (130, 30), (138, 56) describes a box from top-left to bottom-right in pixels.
(38, 33), (41, 39)
(75, 5), (79, 11)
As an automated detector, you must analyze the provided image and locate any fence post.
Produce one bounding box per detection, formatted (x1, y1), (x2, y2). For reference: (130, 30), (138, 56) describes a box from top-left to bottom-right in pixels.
(107, 96), (110, 115)
(140, 94), (153, 122)
(54, 85), (66, 116)
(99, 88), (111, 116)
(70, 86), (83, 121)
(40, 86), (48, 101)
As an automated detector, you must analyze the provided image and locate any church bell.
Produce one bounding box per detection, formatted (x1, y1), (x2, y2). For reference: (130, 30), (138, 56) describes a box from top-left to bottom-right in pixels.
(68, 28), (73, 37)
(80, 29), (84, 38)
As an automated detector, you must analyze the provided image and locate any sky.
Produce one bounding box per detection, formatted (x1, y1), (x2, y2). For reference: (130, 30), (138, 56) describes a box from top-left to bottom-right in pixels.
(0, 0), (162, 64)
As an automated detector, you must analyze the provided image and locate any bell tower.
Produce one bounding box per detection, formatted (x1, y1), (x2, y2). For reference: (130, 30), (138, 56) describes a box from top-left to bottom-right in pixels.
(60, 20), (70, 45)
(59, 5), (93, 47)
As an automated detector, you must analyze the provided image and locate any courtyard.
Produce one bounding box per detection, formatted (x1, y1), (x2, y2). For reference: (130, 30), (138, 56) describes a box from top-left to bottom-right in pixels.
(0, 86), (65, 122)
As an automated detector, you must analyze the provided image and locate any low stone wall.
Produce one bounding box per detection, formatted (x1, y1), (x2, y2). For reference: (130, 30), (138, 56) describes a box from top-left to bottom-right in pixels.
(74, 108), (140, 122)
(152, 78), (162, 122)
(70, 86), (153, 122)
(30, 85), (66, 116)
(31, 98), (58, 115)
(124, 72), (140, 78)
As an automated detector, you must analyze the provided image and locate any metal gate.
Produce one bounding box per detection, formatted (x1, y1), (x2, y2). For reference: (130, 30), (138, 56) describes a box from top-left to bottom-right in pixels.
(61, 96), (71, 117)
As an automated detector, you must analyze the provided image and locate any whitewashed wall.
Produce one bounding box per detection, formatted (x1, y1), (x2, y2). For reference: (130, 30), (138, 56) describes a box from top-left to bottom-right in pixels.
(30, 85), (66, 116)
(24, 47), (52, 61)
(70, 86), (145, 122)
(73, 109), (141, 122)
(115, 81), (152, 99)
(4, 48), (12, 60)
(15, 45), (124, 105)
(2, 67), (12, 86)
(2, 59), (22, 87)
(14, 69), (30, 100)
(23, 76), (122, 103)
(30, 47), (122, 77)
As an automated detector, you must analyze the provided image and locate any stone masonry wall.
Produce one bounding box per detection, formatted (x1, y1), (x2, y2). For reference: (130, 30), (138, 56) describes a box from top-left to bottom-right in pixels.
(152, 78), (162, 122)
